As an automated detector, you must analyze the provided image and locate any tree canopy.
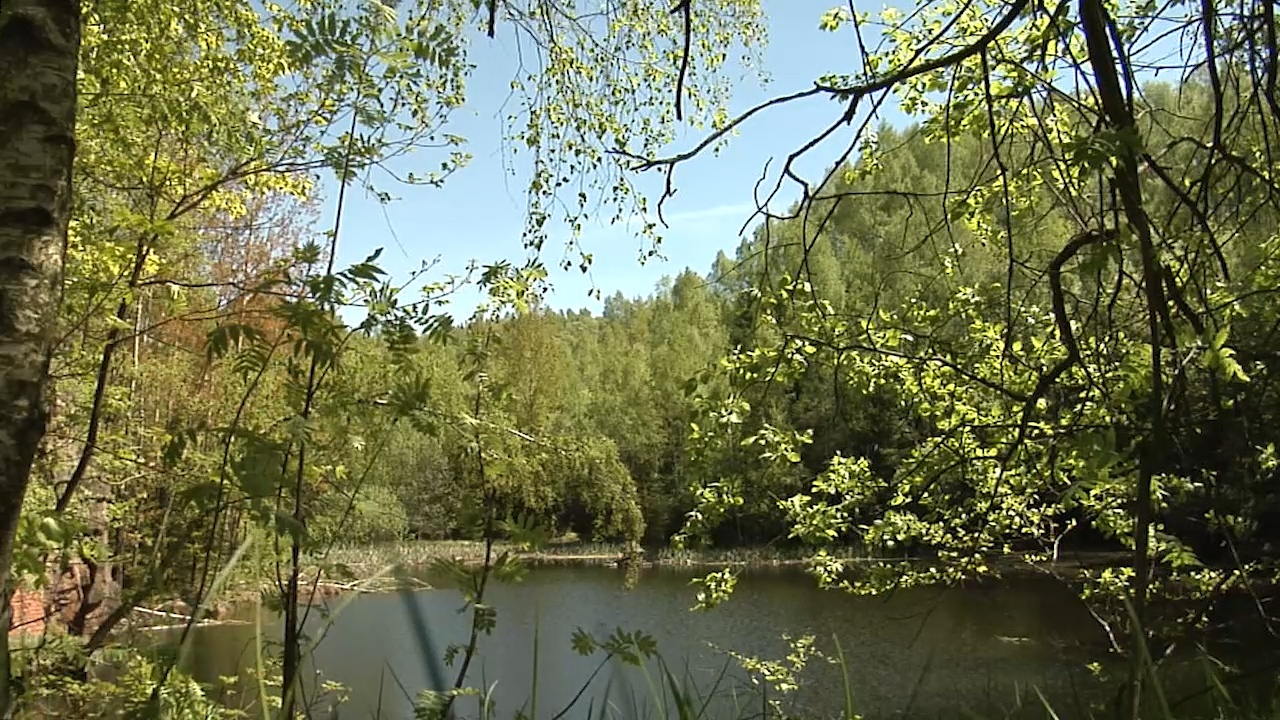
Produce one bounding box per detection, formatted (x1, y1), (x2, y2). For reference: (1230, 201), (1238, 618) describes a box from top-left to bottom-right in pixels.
(1, 0), (1279, 717)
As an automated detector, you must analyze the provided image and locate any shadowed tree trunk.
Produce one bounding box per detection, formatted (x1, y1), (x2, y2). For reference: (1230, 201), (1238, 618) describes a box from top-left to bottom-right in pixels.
(0, 0), (80, 714)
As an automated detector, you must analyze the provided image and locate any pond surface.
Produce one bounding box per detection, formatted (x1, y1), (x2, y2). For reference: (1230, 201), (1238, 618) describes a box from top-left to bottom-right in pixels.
(164, 566), (1171, 719)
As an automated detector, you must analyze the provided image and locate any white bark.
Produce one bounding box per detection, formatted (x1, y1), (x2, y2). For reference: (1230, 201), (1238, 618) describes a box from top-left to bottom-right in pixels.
(0, 0), (79, 713)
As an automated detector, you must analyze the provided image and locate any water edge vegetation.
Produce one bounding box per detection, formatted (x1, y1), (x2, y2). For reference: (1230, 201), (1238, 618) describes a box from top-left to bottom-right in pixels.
(2, 0), (1280, 717)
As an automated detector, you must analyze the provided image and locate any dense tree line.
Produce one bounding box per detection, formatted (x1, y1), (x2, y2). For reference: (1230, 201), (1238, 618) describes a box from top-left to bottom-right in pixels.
(3, 0), (1279, 715)
(21, 88), (1280, 639)
(147, 89), (1280, 586)
(0, 0), (766, 714)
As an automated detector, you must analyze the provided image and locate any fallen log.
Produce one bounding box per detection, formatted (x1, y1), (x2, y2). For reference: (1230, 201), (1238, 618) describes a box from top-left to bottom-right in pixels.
(130, 605), (248, 630)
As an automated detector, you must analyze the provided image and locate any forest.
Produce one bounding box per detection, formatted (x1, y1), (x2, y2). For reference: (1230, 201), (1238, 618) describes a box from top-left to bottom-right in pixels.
(1, 0), (1278, 718)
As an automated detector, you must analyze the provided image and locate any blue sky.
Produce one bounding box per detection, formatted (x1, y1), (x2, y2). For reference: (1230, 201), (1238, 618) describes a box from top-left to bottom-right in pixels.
(329, 1), (908, 318)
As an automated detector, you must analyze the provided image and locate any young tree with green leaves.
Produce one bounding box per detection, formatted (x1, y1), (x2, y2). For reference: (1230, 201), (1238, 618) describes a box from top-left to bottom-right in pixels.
(644, 2), (1280, 716)
(1, 0), (770, 712)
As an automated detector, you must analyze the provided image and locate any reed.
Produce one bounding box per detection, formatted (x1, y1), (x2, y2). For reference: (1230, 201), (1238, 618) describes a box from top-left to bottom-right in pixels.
(314, 541), (868, 578)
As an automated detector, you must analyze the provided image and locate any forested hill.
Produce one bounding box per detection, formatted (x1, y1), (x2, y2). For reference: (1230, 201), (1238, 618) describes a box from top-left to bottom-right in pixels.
(29, 74), (1280, 641)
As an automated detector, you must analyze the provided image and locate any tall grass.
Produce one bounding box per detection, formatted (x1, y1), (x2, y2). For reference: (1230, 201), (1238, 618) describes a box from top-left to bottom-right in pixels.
(386, 631), (1279, 720)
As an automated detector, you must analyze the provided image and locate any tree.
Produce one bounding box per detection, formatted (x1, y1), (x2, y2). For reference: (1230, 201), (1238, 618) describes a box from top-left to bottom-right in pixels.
(2, 0), (770, 708)
(645, 2), (1280, 716)
(0, 0), (79, 713)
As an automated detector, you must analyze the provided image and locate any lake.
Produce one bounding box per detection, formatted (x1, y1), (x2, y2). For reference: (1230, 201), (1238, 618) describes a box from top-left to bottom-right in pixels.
(157, 565), (1256, 719)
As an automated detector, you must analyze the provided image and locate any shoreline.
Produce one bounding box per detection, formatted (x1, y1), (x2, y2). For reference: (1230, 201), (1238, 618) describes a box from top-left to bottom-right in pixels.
(123, 545), (1271, 631)
(304, 540), (1139, 589)
(122, 547), (1115, 628)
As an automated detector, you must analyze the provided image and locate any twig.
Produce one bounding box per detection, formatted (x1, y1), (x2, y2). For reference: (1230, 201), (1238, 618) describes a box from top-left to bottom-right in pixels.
(671, 0), (692, 120)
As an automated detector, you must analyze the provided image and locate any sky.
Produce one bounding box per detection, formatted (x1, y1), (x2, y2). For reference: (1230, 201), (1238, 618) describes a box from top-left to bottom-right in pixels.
(325, 1), (910, 319)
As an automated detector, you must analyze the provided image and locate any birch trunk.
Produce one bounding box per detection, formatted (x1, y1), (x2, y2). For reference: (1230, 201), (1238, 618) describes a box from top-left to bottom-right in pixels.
(0, 0), (79, 713)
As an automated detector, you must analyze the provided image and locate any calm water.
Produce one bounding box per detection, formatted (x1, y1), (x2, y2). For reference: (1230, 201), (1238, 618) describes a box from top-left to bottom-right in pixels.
(166, 566), (1130, 719)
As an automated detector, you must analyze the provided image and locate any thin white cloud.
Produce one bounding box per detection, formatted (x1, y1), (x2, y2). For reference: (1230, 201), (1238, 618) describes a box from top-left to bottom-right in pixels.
(611, 201), (758, 231)
(663, 202), (757, 224)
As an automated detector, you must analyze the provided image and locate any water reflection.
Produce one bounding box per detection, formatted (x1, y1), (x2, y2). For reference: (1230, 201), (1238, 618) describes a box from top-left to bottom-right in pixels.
(168, 566), (1122, 719)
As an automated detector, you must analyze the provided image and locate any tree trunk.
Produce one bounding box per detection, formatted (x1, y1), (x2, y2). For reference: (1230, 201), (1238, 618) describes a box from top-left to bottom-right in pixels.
(1080, 0), (1166, 715)
(0, 0), (80, 714)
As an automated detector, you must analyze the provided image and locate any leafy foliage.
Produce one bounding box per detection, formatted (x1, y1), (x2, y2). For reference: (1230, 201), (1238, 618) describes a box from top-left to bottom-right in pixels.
(9, 0), (1280, 715)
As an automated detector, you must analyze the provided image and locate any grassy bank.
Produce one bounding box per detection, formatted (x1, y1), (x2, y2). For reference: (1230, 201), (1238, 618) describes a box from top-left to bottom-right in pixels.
(313, 540), (863, 576)
(310, 539), (1134, 583)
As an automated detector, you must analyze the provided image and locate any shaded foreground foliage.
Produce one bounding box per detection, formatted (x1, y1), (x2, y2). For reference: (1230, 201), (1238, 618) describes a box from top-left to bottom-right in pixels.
(0, 0), (1278, 716)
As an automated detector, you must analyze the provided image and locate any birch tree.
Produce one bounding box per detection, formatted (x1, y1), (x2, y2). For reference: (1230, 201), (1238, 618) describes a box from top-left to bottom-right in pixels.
(0, 0), (79, 713)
